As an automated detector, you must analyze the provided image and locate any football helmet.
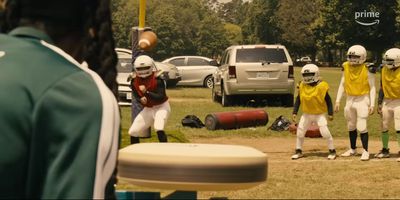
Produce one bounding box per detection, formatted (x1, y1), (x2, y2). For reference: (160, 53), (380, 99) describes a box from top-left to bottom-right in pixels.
(347, 45), (367, 65)
(382, 48), (400, 69)
(134, 55), (155, 78)
(301, 64), (319, 84)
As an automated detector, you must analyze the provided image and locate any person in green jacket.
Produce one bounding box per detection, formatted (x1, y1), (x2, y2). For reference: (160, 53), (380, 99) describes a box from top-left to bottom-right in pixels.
(0, 0), (120, 199)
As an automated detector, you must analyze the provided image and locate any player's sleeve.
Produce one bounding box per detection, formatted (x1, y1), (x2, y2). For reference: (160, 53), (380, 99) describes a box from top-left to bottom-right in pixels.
(335, 74), (345, 103)
(146, 78), (167, 100)
(325, 92), (333, 115)
(293, 95), (300, 114)
(378, 77), (384, 106)
(368, 72), (376, 107)
(131, 79), (142, 101)
(31, 72), (120, 199)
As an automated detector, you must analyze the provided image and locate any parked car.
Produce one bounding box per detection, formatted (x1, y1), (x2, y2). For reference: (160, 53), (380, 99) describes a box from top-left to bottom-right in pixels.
(212, 44), (295, 107)
(162, 56), (218, 88)
(115, 48), (181, 105)
(297, 56), (312, 63)
(295, 56), (312, 66)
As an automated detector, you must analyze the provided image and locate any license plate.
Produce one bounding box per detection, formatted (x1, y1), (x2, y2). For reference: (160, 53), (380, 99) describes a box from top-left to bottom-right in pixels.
(256, 72), (269, 78)
(126, 92), (132, 100)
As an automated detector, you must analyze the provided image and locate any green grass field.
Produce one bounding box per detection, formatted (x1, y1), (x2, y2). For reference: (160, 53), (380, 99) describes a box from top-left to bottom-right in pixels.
(117, 67), (400, 199)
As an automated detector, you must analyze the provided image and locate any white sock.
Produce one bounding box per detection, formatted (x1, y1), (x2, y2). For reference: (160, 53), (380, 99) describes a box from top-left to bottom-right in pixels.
(296, 137), (304, 150)
(326, 136), (334, 150)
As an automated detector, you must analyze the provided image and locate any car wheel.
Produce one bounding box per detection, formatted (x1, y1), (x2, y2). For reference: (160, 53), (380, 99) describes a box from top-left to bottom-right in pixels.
(221, 88), (233, 107)
(282, 94), (294, 107)
(204, 75), (213, 88)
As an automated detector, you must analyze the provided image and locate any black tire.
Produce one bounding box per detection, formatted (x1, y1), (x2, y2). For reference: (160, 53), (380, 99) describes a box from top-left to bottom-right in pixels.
(221, 88), (233, 107)
(212, 85), (219, 102)
(282, 94), (294, 107)
(204, 75), (214, 88)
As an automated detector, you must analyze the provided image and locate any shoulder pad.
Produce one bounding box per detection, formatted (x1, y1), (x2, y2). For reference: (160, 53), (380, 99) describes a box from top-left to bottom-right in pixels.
(128, 73), (137, 81)
(319, 80), (329, 86)
(296, 81), (302, 89)
(156, 71), (167, 80)
(366, 63), (377, 73)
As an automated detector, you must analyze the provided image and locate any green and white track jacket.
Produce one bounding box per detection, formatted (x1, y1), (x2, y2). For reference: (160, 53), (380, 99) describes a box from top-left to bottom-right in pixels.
(0, 27), (120, 199)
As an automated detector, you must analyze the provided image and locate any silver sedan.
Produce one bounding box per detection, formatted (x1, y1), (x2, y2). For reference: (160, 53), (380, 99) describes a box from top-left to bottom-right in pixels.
(162, 56), (218, 88)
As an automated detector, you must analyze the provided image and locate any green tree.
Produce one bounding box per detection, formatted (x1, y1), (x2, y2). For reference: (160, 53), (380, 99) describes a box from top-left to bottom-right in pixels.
(241, 0), (279, 44)
(224, 23), (243, 45)
(314, 0), (400, 64)
(111, 0), (137, 48)
(146, 2), (188, 60)
(112, 0), (229, 60)
(195, 13), (229, 58)
(350, 0), (399, 63)
(312, 0), (346, 64)
(147, 0), (226, 59)
(217, 0), (247, 25)
(274, 0), (322, 60)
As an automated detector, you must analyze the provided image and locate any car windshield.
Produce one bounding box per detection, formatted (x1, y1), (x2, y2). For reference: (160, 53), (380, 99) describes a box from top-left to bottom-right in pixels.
(117, 58), (133, 73)
(236, 48), (288, 63)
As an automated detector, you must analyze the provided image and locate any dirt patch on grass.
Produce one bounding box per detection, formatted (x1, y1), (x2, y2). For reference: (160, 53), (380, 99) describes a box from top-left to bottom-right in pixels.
(189, 136), (399, 160)
(188, 136), (400, 199)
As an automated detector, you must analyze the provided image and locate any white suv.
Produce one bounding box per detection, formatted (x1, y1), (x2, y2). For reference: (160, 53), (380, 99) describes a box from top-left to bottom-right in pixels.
(212, 44), (295, 107)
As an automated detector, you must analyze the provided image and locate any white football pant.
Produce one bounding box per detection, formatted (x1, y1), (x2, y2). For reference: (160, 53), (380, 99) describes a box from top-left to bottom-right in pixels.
(381, 99), (400, 132)
(344, 94), (370, 133)
(129, 101), (171, 137)
(296, 114), (334, 150)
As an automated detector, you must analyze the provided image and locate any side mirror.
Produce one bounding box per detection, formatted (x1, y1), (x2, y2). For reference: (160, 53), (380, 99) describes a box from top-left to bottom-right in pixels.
(210, 60), (219, 66)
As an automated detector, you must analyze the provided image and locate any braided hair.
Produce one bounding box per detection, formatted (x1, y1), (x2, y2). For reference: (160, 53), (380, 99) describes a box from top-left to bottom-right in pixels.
(0, 0), (118, 97)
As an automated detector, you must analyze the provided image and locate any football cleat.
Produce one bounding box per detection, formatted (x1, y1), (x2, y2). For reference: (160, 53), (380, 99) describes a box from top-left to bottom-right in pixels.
(340, 149), (357, 157)
(327, 149), (336, 160)
(360, 150), (370, 161)
(374, 148), (390, 159)
(291, 149), (303, 160)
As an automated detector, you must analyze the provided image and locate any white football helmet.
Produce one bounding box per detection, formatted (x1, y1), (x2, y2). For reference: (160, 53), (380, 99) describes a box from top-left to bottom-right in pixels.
(134, 55), (155, 78)
(347, 45), (367, 65)
(301, 64), (319, 84)
(382, 48), (400, 69)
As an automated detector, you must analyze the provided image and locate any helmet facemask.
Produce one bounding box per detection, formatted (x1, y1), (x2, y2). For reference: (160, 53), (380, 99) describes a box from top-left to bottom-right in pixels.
(382, 48), (400, 70)
(382, 58), (397, 69)
(134, 55), (155, 78)
(347, 45), (367, 65)
(347, 55), (362, 65)
(135, 65), (153, 78)
(301, 64), (319, 84)
(302, 73), (316, 84)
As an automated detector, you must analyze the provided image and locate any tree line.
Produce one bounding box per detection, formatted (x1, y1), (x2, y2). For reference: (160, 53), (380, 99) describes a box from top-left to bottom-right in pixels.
(112, 0), (400, 65)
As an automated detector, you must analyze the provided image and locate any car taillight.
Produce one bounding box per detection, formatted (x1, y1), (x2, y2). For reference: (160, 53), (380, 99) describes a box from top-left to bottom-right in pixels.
(228, 66), (236, 79)
(288, 65), (294, 78)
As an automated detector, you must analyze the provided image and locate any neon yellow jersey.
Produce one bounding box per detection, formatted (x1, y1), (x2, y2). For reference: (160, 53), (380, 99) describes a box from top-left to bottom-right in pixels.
(382, 66), (400, 99)
(343, 61), (370, 96)
(299, 81), (329, 114)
